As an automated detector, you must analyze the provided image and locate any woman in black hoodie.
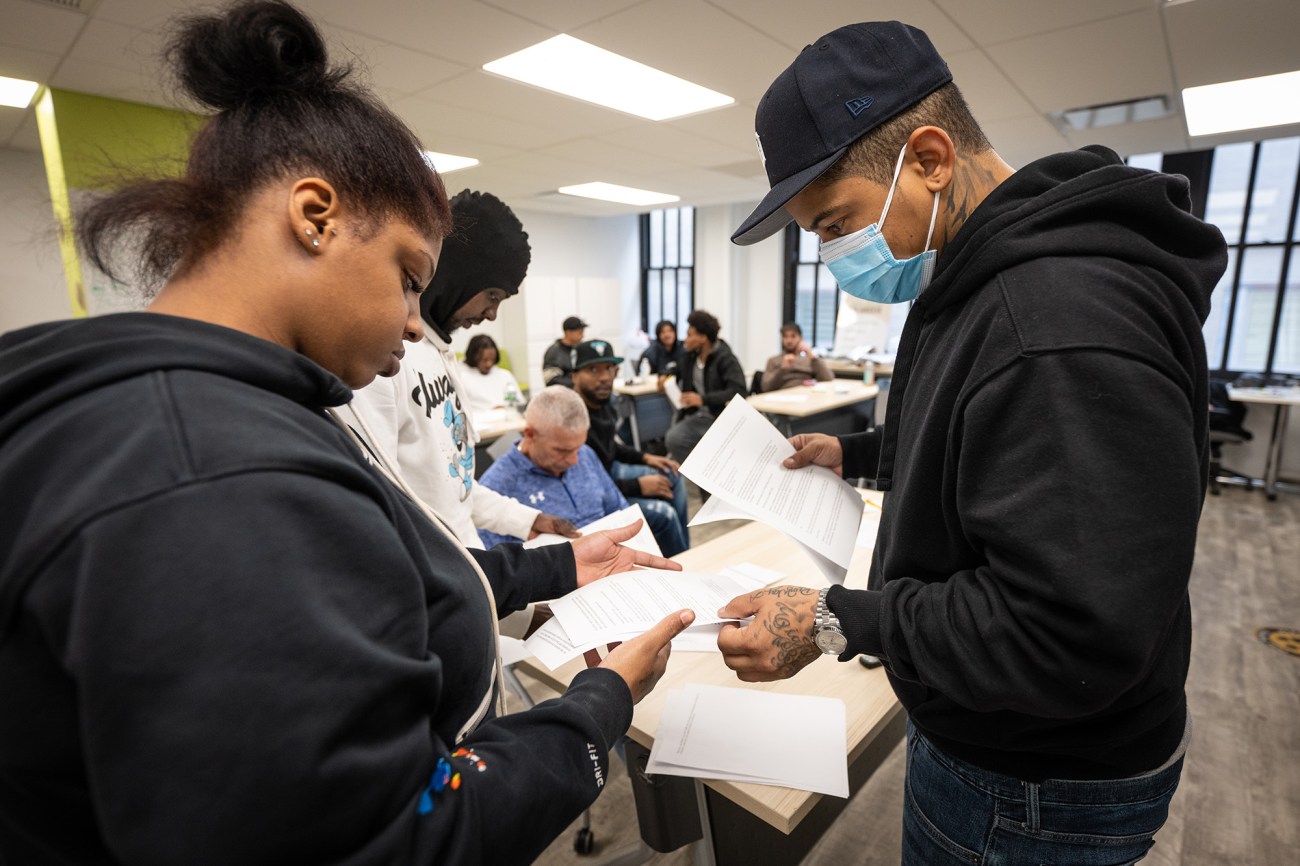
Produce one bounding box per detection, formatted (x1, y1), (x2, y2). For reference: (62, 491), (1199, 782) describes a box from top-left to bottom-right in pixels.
(0, 3), (693, 864)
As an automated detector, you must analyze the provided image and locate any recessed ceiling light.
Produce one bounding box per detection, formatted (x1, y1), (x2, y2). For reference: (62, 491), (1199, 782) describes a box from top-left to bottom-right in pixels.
(1183, 71), (1300, 137)
(422, 151), (479, 174)
(558, 182), (679, 206)
(0, 76), (40, 109)
(483, 34), (733, 121)
(1054, 95), (1172, 131)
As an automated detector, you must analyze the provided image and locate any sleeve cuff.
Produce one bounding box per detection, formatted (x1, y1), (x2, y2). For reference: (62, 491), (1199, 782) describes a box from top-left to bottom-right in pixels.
(826, 585), (884, 661)
(564, 667), (634, 751)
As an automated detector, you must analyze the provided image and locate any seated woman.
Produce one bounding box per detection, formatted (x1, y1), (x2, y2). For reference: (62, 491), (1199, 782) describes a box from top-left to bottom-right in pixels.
(640, 318), (686, 375)
(460, 333), (526, 416)
(0, 3), (692, 863)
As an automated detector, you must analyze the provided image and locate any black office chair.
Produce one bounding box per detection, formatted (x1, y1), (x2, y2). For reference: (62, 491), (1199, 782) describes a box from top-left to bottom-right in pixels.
(749, 370), (764, 395)
(1208, 376), (1253, 495)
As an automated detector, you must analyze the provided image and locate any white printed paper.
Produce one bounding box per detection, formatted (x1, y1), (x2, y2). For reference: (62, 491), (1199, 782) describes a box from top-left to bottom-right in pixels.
(646, 684), (849, 798)
(663, 377), (683, 410)
(680, 397), (864, 584)
(524, 503), (662, 558)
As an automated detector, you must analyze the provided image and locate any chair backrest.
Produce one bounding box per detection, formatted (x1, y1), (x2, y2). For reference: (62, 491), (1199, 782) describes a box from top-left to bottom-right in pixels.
(749, 370), (764, 395)
(1208, 375), (1249, 437)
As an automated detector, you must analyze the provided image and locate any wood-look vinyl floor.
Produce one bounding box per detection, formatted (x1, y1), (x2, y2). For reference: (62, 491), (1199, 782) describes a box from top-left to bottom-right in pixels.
(530, 486), (1299, 865)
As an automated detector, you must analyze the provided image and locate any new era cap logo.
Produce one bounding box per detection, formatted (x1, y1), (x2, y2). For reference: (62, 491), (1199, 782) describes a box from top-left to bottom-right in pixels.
(592, 341), (607, 353)
(845, 95), (874, 117)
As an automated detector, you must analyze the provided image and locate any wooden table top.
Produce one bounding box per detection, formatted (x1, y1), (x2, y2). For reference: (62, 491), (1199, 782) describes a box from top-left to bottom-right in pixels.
(747, 380), (880, 418)
(1227, 385), (1300, 406)
(472, 408), (526, 441)
(516, 491), (901, 834)
(614, 377), (664, 397)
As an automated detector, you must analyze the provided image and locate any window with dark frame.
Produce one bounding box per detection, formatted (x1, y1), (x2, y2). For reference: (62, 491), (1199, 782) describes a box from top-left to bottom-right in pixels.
(1130, 135), (1300, 376)
(782, 223), (839, 352)
(640, 206), (695, 337)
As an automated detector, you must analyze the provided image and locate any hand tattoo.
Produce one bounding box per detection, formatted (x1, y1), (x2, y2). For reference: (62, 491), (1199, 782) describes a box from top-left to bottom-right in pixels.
(754, 587), (820, 678)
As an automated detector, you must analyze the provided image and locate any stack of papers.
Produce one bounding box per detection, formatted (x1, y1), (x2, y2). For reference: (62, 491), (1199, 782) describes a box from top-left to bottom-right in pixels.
(523, 563), (782, 670)
(646, 684), (849, 798)
(680, 397), (865, 584)
(524, 504), (662, 558)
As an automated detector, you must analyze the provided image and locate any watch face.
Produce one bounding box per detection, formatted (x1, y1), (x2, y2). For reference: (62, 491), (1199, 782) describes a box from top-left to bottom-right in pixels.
(816, 629), (847, 655)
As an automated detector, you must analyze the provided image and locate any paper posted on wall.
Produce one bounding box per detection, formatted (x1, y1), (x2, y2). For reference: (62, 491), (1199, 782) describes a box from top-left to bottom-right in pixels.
(679, 396), (864, 583)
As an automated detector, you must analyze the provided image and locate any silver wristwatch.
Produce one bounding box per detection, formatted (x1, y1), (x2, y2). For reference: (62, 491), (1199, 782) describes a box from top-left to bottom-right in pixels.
(813, 588), (847, 655)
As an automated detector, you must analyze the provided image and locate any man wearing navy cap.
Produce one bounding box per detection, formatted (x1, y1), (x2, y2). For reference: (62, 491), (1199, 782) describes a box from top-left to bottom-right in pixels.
(717, 21), (1226, 864)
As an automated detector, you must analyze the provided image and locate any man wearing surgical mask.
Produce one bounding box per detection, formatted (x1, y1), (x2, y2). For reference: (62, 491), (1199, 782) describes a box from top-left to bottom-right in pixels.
(718, 21), (1226, 865)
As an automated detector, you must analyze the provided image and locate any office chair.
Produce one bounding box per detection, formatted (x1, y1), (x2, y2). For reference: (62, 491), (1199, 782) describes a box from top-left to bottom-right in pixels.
(1208, 375), (1253, 495)
(749, 370), (764, 395)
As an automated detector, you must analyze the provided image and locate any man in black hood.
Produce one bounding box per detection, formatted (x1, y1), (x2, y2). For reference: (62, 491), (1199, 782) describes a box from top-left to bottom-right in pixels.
(716, 21), (1226, 865)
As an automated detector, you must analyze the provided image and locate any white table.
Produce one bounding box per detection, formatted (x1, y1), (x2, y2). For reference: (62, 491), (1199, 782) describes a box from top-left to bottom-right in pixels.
(1227, 385), (1300, 500)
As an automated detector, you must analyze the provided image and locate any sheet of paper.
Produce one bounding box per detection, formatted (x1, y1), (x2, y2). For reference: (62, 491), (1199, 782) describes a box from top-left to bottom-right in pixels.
(523, 503), (662, 558)
(498, 635), (532, 667)
(763, 393), (809, 403)
(663, 377), (683, 410)
(548, 569), (753, 648)
(646, 684), (849, 798)
(524, 616), (731, 670)
(680, 397), (864, 584)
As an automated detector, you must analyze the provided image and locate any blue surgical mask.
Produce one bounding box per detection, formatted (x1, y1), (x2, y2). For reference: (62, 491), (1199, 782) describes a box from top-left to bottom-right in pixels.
(819, 145), (940, 304)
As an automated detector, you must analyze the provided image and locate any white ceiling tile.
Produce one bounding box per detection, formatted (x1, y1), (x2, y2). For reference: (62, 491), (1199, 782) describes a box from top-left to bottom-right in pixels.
(49, 58), (169, 106)
(0, 0), (87, 54)
(0, 106), (28, 143)
(391, 93), (592, 151)
(478, 0), (648, 32)
(1061, 115), (1191, 159)
(1163, 0), (1300, 89)
(5, 110), (41, 151)
(596, 123), (754, 168)
(934, 0), (1151, 46)
(63, 17), (166, 74)
(979, 113), (1071, 169)
(706, 0), (973, 54)
(571, 0), (793, 102)
(537, 138), (690, 176)
(411, 70), (644, 138)
(986, 10), (1172, 114)
(310, 0), (551, 66)
(666, 102), (757, 150)
(0, 43), (62, 82)
(943, 49), (1036, 124)
(92, 0), (197, 30)
(317, 24), (467, 100)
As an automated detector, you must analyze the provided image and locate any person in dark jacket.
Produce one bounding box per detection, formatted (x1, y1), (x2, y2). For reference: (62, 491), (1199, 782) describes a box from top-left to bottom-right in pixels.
(0, 3), (693, 864)
(716, 21), (1225, 866)
(542, 315), (586, 387)
(571, 339), (689, 556)
(640, 319), (686, 375)
(663, 309), (749, 461)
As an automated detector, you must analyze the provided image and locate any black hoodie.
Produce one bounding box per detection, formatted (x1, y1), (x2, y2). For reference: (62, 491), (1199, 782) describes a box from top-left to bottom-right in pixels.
(0, 313), (630, 865)
(826, 146), (1226, 780)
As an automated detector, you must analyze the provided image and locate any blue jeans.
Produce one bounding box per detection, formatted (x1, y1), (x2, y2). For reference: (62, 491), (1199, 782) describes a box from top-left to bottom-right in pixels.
(903, 721), (1183, 866)
(610, 461), (689, 556)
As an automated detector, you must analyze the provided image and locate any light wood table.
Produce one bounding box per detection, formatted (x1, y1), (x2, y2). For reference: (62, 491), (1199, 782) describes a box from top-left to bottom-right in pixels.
(1227, 384), (1300, 500)
(472, 407), (526, 442)
(747, 380), (880, 438)
(825, 356), (895, 380)
(518, 492), (902, 864)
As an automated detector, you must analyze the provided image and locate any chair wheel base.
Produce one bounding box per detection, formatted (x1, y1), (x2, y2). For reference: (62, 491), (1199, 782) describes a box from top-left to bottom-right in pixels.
(574, 827), (595, 855)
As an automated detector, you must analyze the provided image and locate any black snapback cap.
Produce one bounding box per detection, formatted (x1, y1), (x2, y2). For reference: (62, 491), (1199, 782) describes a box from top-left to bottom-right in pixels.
(573, 340), (624, 370)
(732, 22), (951, 246)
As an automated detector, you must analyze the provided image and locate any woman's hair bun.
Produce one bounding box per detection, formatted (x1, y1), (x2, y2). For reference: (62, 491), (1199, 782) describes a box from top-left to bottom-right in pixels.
(168, 0), (348, 112)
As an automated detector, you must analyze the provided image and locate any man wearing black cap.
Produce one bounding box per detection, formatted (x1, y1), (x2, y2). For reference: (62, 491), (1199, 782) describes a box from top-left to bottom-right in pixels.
(542, 316), (587, 387)
(715, 22), (1226, 863)
(348, 190), (579, 639)
(571, 339), (689, 556)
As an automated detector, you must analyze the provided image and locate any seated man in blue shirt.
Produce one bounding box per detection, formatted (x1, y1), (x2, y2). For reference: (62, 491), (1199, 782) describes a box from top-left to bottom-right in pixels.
(478, 386), (630, 548)
(570, 339), (689, 556)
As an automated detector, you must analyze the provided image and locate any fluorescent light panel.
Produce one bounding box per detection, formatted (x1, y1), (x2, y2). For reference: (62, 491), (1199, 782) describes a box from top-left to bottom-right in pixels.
(0, 76), (40, 109)
(1183, 71), (1300, 137)
(558, 182), (679, 206)
(483, 34), (733, 121)
(422, 151), (479, 173)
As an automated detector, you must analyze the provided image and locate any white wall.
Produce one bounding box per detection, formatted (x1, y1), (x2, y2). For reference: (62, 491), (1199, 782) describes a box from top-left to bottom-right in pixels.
(0, 148), (71, 332)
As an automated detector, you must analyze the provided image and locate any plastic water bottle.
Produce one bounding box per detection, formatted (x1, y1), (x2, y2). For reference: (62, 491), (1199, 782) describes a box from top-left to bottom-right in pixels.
(638, 357), (651, 379)
(504, 381), (518, 408)
(862, 361), (875, 386)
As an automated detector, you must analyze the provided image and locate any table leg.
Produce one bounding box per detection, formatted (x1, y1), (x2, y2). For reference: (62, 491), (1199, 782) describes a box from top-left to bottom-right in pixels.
(625, 394), (642, 451)
(692, 779), (718, 866)
(1264, 405), (1289, 501)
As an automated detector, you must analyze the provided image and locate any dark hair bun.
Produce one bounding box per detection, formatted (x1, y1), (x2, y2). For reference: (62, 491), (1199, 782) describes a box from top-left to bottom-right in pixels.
(169, 0), (346, 112)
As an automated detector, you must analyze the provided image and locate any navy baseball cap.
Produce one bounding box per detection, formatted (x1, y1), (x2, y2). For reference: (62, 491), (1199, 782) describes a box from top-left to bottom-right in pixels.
(573, 340), (624, 370)
(732, 22), (951, 246)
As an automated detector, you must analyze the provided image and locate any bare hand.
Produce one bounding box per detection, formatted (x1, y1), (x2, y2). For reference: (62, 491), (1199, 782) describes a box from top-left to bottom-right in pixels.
(571, 520), (682, 587)
(716, 586), (821, 682)
(600, 609), (696, 703)
(679, 391), (703, 408)
(783, 433), (843, 476)
(528, 513), (580, 540)
(781, 353), (796, 368)
(642, 454), (680, 476)
(637, 473), (673, 499)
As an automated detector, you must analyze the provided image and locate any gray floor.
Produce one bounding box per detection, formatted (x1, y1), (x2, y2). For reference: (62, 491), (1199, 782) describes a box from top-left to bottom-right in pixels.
(529, 484), (1300, 865)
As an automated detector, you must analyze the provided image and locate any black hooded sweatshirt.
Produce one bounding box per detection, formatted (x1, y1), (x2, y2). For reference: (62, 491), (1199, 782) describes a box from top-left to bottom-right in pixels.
(825, 146), (1226, 781)
(0, 313), (630, 865)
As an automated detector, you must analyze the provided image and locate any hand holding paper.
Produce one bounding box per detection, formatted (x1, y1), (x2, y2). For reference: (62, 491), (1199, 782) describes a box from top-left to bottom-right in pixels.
(717, 585), (822, 682)
(569, 518), (681, 586)
(598, 609), (695, 703)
